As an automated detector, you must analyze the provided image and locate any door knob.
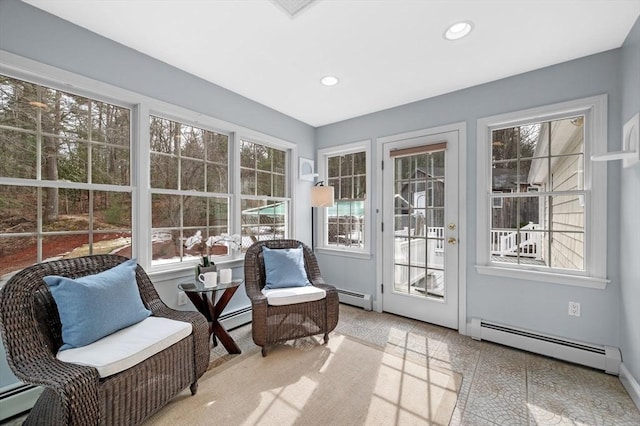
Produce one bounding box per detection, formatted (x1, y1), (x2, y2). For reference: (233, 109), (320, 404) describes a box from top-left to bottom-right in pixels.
(448, 237), (457, 245)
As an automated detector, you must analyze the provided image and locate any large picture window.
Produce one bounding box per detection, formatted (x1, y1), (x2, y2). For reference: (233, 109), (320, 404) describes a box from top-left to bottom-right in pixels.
(476, 95), (608, 287)
(0, 75), (132, 278)
(149, 116), (230, 266)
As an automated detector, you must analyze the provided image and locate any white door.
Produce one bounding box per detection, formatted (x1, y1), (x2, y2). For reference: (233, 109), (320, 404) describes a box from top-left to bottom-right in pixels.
(382, 130), (459, 329)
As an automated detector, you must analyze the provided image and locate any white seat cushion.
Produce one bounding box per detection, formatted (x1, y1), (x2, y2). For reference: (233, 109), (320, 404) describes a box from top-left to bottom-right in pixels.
(56, 316), (192, 378)
(262, 286), (326, 306)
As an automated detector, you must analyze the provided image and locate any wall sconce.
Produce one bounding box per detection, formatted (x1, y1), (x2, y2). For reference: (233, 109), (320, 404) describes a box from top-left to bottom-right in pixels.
(310, 181), (334, 250)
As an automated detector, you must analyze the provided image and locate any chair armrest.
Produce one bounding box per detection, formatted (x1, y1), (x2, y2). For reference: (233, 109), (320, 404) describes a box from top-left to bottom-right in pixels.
(12, 354), (100, 425)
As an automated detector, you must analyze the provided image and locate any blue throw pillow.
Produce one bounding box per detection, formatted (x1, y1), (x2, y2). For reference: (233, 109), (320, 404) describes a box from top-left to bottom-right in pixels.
(263, 246), (311, 289)
(44, 258), (151, 351)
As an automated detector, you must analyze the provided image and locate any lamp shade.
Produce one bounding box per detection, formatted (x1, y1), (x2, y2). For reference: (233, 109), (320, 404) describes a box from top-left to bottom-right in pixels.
(310, 185), (335, 207)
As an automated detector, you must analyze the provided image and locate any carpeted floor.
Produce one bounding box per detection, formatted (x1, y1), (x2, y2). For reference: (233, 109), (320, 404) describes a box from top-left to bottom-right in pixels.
(145, 334), (461, 425)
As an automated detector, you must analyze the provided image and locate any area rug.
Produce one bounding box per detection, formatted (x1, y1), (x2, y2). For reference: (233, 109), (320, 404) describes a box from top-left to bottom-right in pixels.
(145, 335), (461, 425)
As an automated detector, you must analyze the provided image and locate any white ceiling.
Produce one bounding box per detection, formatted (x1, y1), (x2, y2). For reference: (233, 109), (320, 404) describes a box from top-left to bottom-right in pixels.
(23, 0), (640, 127)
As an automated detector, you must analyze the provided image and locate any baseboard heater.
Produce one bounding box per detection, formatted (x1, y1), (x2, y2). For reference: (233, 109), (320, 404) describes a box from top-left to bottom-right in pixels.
(469, 318), (621, 375)
(336, 288), (372, 311)
(219, 306), (252, 330)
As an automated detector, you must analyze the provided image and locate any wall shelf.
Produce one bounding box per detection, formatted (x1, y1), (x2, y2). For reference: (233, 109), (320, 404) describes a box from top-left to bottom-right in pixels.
(590, 112), (639, 168)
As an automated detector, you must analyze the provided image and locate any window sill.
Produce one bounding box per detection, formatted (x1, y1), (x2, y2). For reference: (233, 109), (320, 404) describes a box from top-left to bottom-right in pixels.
(475, 264), (609, 289)
(148, 257), (244, 281)
(315, 247), (372, 260)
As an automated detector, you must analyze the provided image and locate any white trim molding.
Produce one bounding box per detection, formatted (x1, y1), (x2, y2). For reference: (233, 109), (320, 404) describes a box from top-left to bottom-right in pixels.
(620, 363), (640, 410)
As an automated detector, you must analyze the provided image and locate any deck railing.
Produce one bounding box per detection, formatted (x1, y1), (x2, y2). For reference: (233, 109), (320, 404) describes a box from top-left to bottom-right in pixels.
(490, 222), (542, 258)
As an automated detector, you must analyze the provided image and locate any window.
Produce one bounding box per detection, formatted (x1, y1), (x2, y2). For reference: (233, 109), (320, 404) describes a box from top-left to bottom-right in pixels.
(239, 139), (289, 249)
(0, 75), (132, 278)
(317, 141), (371, 255)
(149, 115), (230, 266)
(476, 95), (608, 288)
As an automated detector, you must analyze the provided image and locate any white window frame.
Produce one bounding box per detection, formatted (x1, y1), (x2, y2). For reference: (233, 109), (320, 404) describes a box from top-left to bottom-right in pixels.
(316, 140), (371, 258)
(475, 95), (609, 289)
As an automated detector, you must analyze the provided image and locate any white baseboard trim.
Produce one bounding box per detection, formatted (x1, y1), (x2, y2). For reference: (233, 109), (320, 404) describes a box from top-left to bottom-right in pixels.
(620, 363), (640, 410)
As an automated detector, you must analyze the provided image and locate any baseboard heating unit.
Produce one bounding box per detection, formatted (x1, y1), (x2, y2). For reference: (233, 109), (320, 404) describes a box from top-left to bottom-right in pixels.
(336, 289), (372, 311)
(469, 318), (621, 375)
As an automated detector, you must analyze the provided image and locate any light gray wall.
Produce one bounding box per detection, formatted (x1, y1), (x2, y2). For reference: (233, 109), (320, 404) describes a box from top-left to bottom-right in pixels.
(619, 15), (640, 387)
(316, 50), (623, 347)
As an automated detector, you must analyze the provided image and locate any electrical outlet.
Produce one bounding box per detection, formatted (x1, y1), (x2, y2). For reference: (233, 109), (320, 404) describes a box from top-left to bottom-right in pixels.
(177, 291), (188, 306)
(568, 301), (581, 317)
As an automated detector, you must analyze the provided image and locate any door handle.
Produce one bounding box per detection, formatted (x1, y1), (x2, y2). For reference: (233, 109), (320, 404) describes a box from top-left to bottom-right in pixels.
(448, 237), (457, 245)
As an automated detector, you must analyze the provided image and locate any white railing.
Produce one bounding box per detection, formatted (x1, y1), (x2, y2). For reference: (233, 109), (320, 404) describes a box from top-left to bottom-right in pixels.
(490, 222), (542, 258)
(394, 227), (445, 288)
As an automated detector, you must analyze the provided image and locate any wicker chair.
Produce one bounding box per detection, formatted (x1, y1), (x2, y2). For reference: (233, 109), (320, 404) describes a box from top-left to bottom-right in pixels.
(244, 239), (339, 356)
(0, 255), (210, 425)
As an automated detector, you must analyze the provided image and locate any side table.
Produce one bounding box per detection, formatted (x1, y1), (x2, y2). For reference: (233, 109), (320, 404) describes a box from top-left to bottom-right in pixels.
(178, 279), (242, 354)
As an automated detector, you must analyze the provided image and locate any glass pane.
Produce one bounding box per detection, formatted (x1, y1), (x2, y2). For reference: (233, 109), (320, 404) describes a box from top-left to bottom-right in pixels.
(551, 154), (583, 191)
(340, 154), (353, 176)
(0, 76), (39, 131)
(209, 197), (229, 229)
(240, 168), (256, 195)
(272, 149), (285, 174)
(550, 195), (584, 232)
(183, 196), (208, 227)
(150, 153), (178, 189)
(240, 141), (255, 168)
(0, 185), (38, 233)
(179, 125), (204, 159)
(0, 235), (37, 277)
(43, 233), (89, 259)
(0, 129), (37, 179)
(524, 158), (547, 191)
(151, 229), (181, 264)
(181, 158), (205, 191)
(353, 151), (366, 174)
(92, 145), (130, 185)
(549, 231), (584, 270)
(45, 140), (87, 183)
(256, 145), (271, 171)
(339, 177), (353, 199)
(241, 199), (288, 247)
(492, 160), (517, 192)
(354, 175), (366, 199)
(150, 116), (176, 154)
(395, 156), (410, 180)
(328, 156), (340, 179)
(94, 191), (131, 229)
(207, 163), (228, 193)
(273, 173), (285, 198)
(206, 132), (228, 162)
(42, 189), (90, 232)
(91, 102), (130, 146)
(426, 269), (444, 298)
(152, 194), (181, 228)
(550, 117), (584, 156)
(256, 171), (272, 196)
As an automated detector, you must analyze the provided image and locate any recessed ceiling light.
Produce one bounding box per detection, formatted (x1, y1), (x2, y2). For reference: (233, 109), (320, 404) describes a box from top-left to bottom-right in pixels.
(444, 21), (473, 41)
(320, 76), (339, 86)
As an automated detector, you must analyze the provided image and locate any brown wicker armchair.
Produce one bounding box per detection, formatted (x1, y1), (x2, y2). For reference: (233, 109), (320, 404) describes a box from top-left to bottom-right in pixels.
(0, 255), (210, 425)
(244, 240), (339, 356)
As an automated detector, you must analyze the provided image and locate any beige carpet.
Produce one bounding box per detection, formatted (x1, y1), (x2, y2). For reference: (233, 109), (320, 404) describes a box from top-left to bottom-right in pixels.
(145, 335), (461, 426)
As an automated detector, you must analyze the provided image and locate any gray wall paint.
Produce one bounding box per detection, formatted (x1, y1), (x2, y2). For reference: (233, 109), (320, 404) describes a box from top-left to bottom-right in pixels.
(619, 16), (640, 386)
(317, 50), (623, 347)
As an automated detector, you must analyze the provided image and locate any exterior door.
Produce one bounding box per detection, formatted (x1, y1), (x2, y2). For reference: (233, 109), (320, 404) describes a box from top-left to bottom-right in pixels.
(382, 130), (459, 329)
